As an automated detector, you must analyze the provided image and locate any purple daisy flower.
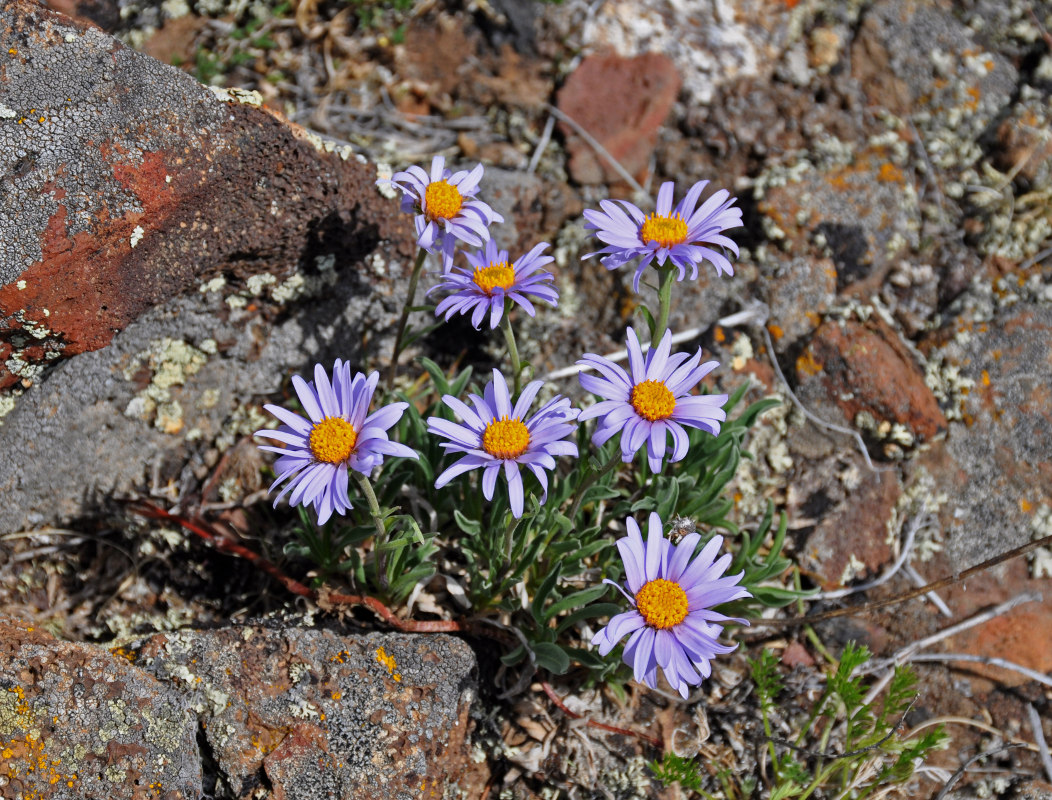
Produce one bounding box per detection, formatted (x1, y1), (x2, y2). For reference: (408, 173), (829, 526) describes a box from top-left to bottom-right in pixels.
(427, 370), (578, 518)
(255, 361), (417, 525)
(381, 155), (504, 270)
(428, 239), (559, 330)
(577, 327), (728, 473)
(583, 179), (742, 292)
(592, 512), (750, 698)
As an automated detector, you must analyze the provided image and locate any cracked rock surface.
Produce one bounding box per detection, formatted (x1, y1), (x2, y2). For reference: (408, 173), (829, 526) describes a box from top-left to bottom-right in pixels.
(0, 616), (481, 799)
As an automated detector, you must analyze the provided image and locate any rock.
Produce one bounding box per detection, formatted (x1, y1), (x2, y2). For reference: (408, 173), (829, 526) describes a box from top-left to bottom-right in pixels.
(917, 302), (1052, 568)
(0, 0), (409, 394)
(851, 0), (1016, 172)
(794, 317), (947, 448)
(0, 614), (202, 799)
(565, 0), (800, 108)
(1006, 781), (1052, 800)
(0, 0), (418, 533)
(760, 253), (837, 351)
(757, 144), (920, 294)
(802, 467), (901, 588)
(555, 52), (680, 186)
(139, 626), (482, 800)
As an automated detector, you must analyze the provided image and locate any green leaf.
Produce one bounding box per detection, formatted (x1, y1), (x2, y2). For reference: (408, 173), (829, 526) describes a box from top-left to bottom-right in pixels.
(555, 602), (621, 635)
(453, 509), (481, 536)
(530, 563), (564, 624)
(532, 642), (571, 674)
(543, 584), (610, 622)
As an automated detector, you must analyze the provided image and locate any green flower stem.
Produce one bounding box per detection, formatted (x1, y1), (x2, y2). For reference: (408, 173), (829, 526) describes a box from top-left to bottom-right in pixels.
(500, 302), (523, 396)
(566, 448), (622, 525)
(652, 267), (675, 342)
(354, 471), (389, 590)
(388, 247), (429, 386)
(503, 513), (524, 562)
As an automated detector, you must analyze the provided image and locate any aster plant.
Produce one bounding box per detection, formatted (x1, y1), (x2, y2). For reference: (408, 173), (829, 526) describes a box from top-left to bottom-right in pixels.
(378, 155), (503, 382)
(244, 168), (804, 721)
(427, 369), (578, 519)
(584, 179), (742, 338)
(255, 361), (417, 525)
(592, 512), (750, 698)
(429, 239), (559, 394)
(578, 327), (728, 473)
(383, 155), (504, 270)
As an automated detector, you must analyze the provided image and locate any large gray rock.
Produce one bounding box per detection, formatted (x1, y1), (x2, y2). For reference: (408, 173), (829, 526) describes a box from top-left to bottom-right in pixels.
(0, 0), (418, 532)
(139, 626), (481, 800)
(0, 614), (202, 799)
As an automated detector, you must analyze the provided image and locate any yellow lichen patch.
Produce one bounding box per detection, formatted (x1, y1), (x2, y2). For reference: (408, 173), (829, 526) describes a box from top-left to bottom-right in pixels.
(796, 348), (823, 377)
(767, 323), (784, 341)
(110, 646), (138, 663)
(877, 162), (903, 183)
(329, 649), (350, 664)
(1021, 499), (1034, 513)
(981, 369), (991, 387)
(375, 646), (402, 682)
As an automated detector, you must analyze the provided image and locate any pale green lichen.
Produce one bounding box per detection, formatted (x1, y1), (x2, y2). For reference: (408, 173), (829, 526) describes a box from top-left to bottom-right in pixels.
(207, 85), (263, 107)
(122, 338), (208, 432)
(1030, 505), (1052, 579)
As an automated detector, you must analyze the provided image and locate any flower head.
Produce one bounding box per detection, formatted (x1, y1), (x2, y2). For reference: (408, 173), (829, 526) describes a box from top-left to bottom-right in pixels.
(592, 512), (750, 697)
(428, 240), (559, 329)
(578, 327), (727, 473)
(380, 156), (504, 269)
(255, 361), (417, 524)
(583, 180), (741, 292)
(427, 370), (578, 517)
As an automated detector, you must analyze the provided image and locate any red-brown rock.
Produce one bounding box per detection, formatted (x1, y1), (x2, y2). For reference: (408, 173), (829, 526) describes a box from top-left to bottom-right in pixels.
(795, 317), (947, 444)
(0, 0), (412, 391)
(556, 52), (681, 185)
(802, 467), (901, 588)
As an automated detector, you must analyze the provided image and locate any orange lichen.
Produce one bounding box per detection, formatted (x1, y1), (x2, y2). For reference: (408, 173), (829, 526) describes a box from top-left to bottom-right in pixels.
(877, 162), (904, 183)
(1020, 499), (1034, 513)
(768, 323), (784, 341)
(375, 646), (402, 682)
(796, 349), (823, 377)
(981, 369), (991, 387)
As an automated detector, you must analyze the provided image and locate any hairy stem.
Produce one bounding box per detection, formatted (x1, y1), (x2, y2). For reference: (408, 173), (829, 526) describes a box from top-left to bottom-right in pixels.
(354, 471), (389, 590)
(566, 448), (622, 524)
(388, 247), (429, 385)
(652, 267), (675, 341)
(500, 300), (523, 396)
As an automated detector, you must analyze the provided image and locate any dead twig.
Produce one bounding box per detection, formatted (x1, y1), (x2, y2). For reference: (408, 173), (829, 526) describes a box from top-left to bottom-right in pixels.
(754, 532), (1052, 628)
(933, 743), (1026, 800)
(540, 681), (662, 749)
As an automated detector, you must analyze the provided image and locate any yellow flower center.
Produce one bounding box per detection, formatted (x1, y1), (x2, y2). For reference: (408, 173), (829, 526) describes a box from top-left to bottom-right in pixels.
(482, 416), (530, 460)
(424, 179), (464, 221)
(472, 262), (516, 295)
(308, 417), (358, 464)
(635, 578), (689, 629)
(639, 212), (689, 249)
(630, 380), (676, 422)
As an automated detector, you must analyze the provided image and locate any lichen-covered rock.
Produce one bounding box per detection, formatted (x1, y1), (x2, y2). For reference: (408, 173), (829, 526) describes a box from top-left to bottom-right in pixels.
(851, 0), (1016, 172)
(0, 614), (202, 799)
(0, 0), (418, 533)
(794, 317), (947, 448)
(757, 144), (919, 294)
(760, 253), (837, 352)
(138, 626), (481, 800)
(917, 302), (1052, 567)
(0, 0), (410, 392)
